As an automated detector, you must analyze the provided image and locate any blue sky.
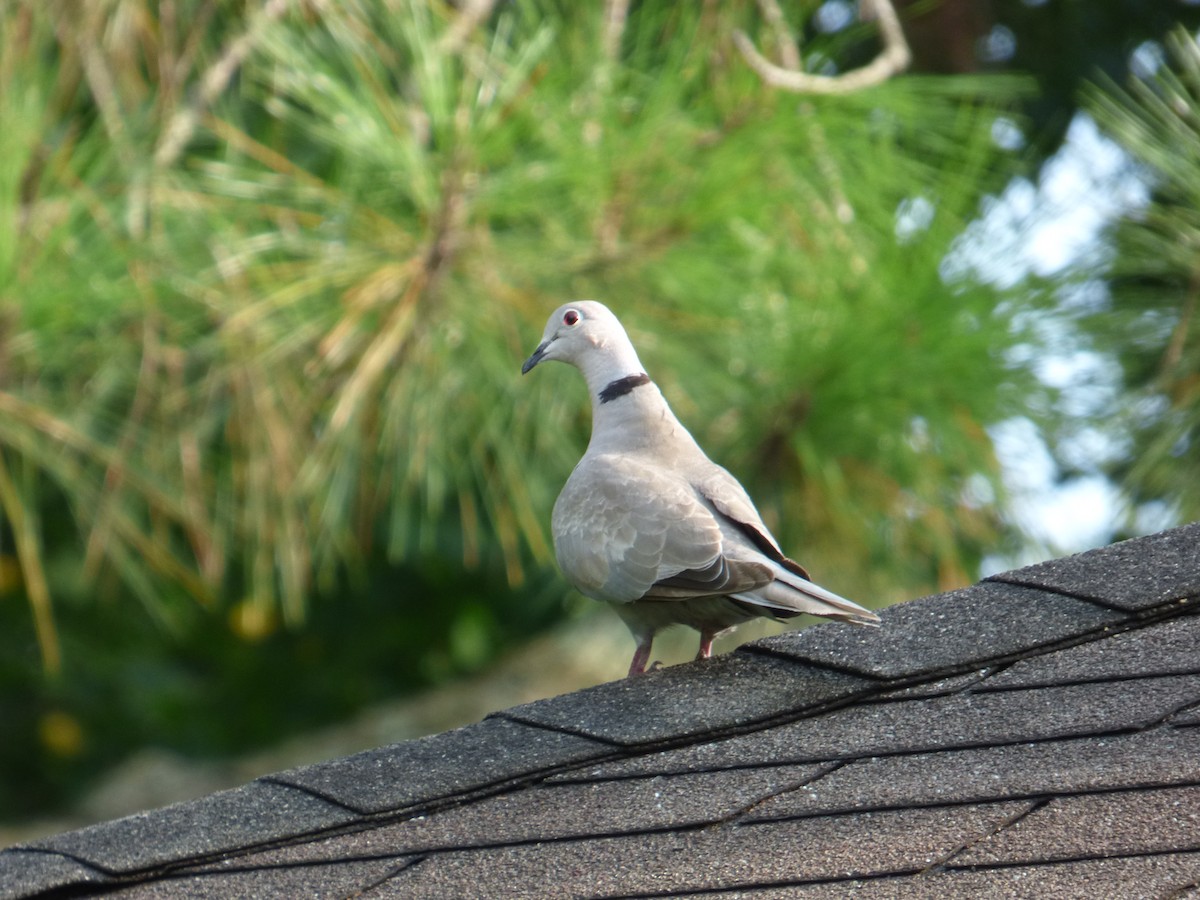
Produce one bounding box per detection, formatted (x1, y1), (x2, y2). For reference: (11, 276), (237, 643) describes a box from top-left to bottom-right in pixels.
(942, 112), (1169, 570)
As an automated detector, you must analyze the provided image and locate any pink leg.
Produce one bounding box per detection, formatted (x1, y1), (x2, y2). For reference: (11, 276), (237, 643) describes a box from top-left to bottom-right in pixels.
(628, 635), (654, 676)
(696, 630), (716, 661)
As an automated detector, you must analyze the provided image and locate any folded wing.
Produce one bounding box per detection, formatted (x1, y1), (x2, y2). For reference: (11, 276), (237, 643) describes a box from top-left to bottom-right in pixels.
(552, 455), (773, 604)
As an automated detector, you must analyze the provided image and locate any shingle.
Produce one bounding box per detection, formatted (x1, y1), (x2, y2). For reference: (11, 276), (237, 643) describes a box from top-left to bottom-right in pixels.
(402, 763), (830, 849)
(930, 853), (1200, 900)
(267, 716), (612, 815)
(871, 669), (994, 700)
(498, 651), (874, 747)
(745, 725), (1200, 820)
(955, 784), (1200, 866)
(188, 762), (828, 867)
(834, 675), (1198, 755)
(987, 522), (1200, 611)
(98, 856), (414, 898)
(168, 829), (409, 875)
(372, 801), (1032, 898)
(667, 853), (1200, 899)
(0, 850), (110, 900)
(18, 781), (358, 876)
(744, 582), (1123, 680)
(548, 674), (1199, 781)
(983, 612), (1200, 689)
(1174, 707), (1200, 727)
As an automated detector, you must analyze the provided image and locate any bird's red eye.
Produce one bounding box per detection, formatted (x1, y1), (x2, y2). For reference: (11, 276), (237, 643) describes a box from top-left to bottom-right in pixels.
(563, 309), (580, 326)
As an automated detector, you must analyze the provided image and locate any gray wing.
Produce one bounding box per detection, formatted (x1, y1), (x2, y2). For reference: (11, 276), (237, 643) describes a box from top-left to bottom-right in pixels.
(692, 463), (811, 579)
(693, 461), (880, 624)
(551, 454), (773, 604)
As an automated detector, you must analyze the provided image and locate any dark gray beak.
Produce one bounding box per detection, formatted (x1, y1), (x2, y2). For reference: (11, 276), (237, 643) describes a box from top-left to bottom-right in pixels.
(521, 341), (549, 374)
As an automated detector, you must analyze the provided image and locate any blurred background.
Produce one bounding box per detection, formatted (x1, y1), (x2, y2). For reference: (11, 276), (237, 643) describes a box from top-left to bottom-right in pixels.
(3, 0), (1199, 841)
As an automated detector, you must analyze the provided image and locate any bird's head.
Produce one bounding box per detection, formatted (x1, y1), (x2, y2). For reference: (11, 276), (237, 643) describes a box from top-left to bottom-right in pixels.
(521, 300), (631, 375)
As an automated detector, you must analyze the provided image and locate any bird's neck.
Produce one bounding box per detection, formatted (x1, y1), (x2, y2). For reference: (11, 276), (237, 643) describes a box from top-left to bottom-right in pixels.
(597, 372), (651, 404)
(581, 349), (694, 455)
(576, 336), (647, 399)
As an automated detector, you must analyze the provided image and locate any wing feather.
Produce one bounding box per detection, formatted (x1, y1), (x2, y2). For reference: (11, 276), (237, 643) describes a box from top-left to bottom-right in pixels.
(694, 463), (879, 624)
(552, 454), (771, 603)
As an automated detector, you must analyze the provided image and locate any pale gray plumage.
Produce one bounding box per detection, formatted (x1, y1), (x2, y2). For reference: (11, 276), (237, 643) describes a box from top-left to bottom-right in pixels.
(523, 301), (879, 676)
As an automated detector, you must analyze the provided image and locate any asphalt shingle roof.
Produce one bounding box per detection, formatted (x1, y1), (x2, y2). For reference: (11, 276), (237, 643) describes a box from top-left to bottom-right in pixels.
(3, 521), (1199, 898)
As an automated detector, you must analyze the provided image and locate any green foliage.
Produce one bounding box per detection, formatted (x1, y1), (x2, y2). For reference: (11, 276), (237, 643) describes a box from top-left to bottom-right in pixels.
(1084, 27), (1200, 522)
(1, 0), (1047, 816)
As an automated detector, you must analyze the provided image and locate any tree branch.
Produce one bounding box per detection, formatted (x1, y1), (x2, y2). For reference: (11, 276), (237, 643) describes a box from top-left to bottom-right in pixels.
(438, 0), (498, 54)
(755, 0), (800, 71)
(603, 0), (630, 62)
(733, 0), (911, 95)
(153, 0), (292, 170)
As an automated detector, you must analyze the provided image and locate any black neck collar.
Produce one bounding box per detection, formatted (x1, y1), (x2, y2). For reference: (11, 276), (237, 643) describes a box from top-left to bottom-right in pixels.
(599, 372), (651, 404)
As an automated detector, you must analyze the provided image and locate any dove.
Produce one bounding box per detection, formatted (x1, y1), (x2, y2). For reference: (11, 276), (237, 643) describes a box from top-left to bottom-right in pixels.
(522, 301), (879, 676)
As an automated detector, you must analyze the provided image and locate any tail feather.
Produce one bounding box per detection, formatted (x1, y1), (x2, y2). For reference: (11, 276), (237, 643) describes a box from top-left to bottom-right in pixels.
(733, 560), (880, 626)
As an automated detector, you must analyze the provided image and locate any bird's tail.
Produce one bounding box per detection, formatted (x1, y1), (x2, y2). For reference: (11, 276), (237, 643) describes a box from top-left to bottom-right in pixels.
(733, 561), (880, 626)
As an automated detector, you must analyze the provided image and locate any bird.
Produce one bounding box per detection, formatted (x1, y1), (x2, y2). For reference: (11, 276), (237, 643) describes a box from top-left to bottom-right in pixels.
(522, 300), (880, 676)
